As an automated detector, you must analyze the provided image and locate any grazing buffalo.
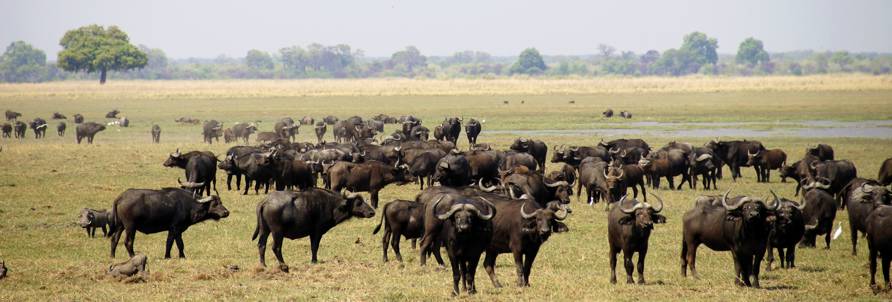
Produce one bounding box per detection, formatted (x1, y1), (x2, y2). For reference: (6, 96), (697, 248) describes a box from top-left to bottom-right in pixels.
(217, 146), (262, 191)
(438, 117), (462, 144)
(79, 208), (112, 238)
(409, 152), (440, 190)
(500, 151), (538, 173)
(174, 116), (199, 124)
(766, 193), (805, 270)
(681, 190), (778, 287)
(482, 196), (569, 288)
(253, 189), (374, 267)
(638, 149), (690, 190)
(619, 111), (632, 119)
(328, 160), (414, 208)
(255, 131), (280, 144)
(202, 120), (223, 144)
(237, 151), (276, 195)
(842, 178), (892, 255)
(495, 166), (572, 207)
(599, 139), (650, 157)
(782, 155), (821, 195)
(608, 194), (665, 284)
(1, 123), (11, 138)
(30, 118), (47, 139)
(867, 204), (892, 293)
(603, 109), (614, 118)
(807, 144), (834, 161)
(547, 163), (577, 188)
(463, 149), (500, 185)
(57, 122), (66, 137)
(105, 109), (120, 119)
(52, 112), (67, 120)
(163, 149), (218, 197)
(231, 123), (257, 144)
(510, 138), (547, 172)
(5, 110), (21, 121)
(689, 147), (720, 190)
(807, 160), (857, 198)
(75, 122), (106, 144)
(73, 114), (84, 124)
(747, 148), (787, 183)
(274, 117), (298, 142)
(373, 199), (425, 263)
(878, 158), (892, 186)
(151, 125), (161, 143)
(13, 121), (26, 139)
(417, 189), (494, 295)
(465, 118), (482, 145)
(799, 184), (837, 248)
(314, 122), (327, 144)
(577, 157), (609, 205)
(705, 139), (765, 180)
(109, 188), (229, 258)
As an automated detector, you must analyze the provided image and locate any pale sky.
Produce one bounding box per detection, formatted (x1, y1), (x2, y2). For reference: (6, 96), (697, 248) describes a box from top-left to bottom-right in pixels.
(2, 0), (890, 59)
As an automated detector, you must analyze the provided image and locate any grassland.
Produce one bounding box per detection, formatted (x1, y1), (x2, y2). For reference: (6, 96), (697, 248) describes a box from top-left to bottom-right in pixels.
(1, 77), (891, 301)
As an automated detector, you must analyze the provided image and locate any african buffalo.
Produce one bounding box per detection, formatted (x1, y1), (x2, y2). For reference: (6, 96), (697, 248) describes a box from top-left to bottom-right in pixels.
(689, 147), (719, 190)
(231, 123), (258, 144)
(1, 123), (11, 138)
(253, 190), (374, 267)
(638, 149), (690, 190)
(765, 193), (805, 271)
(681, 190), (778, 287)
(605, 162), (648, 207)
(274, 117), (298, 142)
(463, 149), (500, 185)
(217, 146), (262, 191)
(13, 121), (26, 139)
(202, 120), (223, 144)
(73, 113), (84, 124)
(747, 148), (787, 183)
(465, 119), (482, 145)
(552, 145), (609, 168)
(255, 131), (281, 144)
(497, 166), (572, 206)
(482, 196), (568, 288)
(510, 138), (547, 172)
(608, 194), (665, 284)
(619, 111), (632, 119)
(30, 118), (47, 139)
(163, 149), (218, 197)
(57, 122), (67, 137)
(866, 204), (892, 293)
(603, 109), (614, 118)
(806, 159), (857, 198)
(806, 144), (834, 161)
(842, 178), (892, 255)
(878, 158), (892, 186)
(323, 115), (339, 125)
(52, 112), (67, 120)
(799, 183), (837, 248)
(314, 122), (327, 144)
(109, 188), (229, 258)
(434, 153), (472, 187)
(75, 122), (105, 144)
(438, 117), (461, 144)
(5, 110), (21, 121)
(409, 152), (441, 190)
(705, 139), (765, 181)
(105, 109), (120, 119)
(373, 199), (425, 263)
(577, 157), (609, 205)
(328, 160), (414, 208)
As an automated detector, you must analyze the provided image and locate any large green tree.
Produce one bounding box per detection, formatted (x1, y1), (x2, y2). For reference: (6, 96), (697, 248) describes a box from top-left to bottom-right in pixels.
(510, 48), (547, 75)
(57, 25), (147, 84)
(245, 49), (274, 70)
(736, 37), (770, 67)
(0, 41), (47, 82)
(680, 32), (718, 68)
(389, 46), (427, 74)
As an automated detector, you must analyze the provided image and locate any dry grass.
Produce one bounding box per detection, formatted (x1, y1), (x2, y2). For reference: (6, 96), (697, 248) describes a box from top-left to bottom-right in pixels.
(0, 80), (891, 301)
(1, 75), (891, 100)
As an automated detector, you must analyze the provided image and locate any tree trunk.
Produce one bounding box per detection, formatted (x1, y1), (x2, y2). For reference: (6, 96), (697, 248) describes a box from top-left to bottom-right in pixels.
(99, 69), (107, 85)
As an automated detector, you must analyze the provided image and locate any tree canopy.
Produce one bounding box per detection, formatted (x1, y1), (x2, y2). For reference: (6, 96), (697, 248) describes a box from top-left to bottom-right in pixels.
(245, 49), (274, 70)
(510, 48), (547, 75)
(57, 24), (147, 84)
(736, 37), (770, 66)
(0, 41), (46, 83)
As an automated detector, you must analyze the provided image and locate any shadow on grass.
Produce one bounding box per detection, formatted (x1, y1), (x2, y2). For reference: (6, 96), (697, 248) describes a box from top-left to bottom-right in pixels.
(798, 266), (827, 273)
(762, 284), (797, 291)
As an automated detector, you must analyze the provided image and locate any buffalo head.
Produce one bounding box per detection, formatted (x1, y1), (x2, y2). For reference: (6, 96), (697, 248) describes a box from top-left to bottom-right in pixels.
(721, 189), (779, 222)
(433, 195), (494, 233)
(341, 191), (375, 218)
(617, 193), (666, 230)
(520, 200), (569, 240)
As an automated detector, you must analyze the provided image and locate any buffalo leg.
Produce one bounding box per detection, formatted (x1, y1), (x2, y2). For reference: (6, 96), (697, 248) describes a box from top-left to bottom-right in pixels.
(512, 250), (525, 287)
(243, 178), (252, 195)
(391, 232), (404, 263)
(110, 228), (123, 258)
(483, 252), (501, 288)
(522, 248), (539, 287)
(825, 229), (832, 249)
(851, 221), (859, 256)
(175, 234), (186, 258)
(271, 232), (286, 266)
(731, 252), (744, 286)
(371, 190), (380, 208)
(766, 246), (776, 271)
(226, 174), (233, 191)
(871, 248), (879, 292)
(752, 251), (764, 288)
(467, 253), (482, 294)
(640, 181), (647, 202)
(637, 246), (648, 284)
(448, 252), (460, 296)
(86, 227), (92, 238)
(381, 229), (391, 262)
(257, 228), (270, 267)
(433, 241), (446, 267)
(236, 174), (242, 191)
(610, 246), (619, 284)
(666, 176), (675, 191)
(165, 232), (176, 258)
(883, 253), (892, 291)
(124, 228), (137, 258)
(623, 249), (634, 284)
(418, 235), (433, 266)
(787, 246), (796, 268)
(310, 233), (322, 264)
(101, 225), (107, 237)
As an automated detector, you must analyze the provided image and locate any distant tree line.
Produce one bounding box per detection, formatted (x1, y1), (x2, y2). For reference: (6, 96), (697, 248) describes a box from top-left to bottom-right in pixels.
(2, 27), (891, 83)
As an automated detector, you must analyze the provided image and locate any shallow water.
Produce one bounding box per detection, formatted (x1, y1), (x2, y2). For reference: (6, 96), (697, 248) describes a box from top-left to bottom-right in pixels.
(488, 120), (892, 138)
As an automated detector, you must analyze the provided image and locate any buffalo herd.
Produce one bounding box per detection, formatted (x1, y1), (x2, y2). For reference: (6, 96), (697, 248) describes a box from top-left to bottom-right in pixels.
(5, 107), (892, 296)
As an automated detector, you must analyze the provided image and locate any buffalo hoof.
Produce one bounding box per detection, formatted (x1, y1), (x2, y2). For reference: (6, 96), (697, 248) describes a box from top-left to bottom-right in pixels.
(626, 278), (634, 284)
(871, 284), (880, 294)
(272, 263), (289, 273)
(610, 277), (617, 284)
(637, 279), (646, 285)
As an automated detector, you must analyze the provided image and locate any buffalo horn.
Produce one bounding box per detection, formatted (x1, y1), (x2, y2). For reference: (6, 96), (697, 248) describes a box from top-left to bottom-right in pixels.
(649, 193), (664, 213)
(721, 189), (742, 210)
(544, 180), (569, 188)
(478, 179), (499, 192)
(520, 202), (539, 219)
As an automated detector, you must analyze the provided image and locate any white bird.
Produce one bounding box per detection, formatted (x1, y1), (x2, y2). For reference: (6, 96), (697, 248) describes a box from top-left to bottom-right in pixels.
(832, 222), (843, 240)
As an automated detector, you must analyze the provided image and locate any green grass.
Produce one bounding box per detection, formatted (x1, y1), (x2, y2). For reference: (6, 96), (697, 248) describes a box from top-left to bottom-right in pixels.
(0, 80), (891, 301)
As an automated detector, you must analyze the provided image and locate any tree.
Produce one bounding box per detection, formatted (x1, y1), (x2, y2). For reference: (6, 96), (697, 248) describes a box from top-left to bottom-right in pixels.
(831, 51), (852, 71)
(280, 46), (308, 76)
(680, 31), (718, 68)
(57, 25), (147, 84)
(510, 48), (547, 75)
(0, 41), (46, 82)
(389, 46), (427, 74)
(245, 49), (274, 70)
(597, 44), (616, 59)
(736, 37), (770, 67)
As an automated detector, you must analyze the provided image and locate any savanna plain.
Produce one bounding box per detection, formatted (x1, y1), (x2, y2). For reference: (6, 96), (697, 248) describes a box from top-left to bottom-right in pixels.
(1, 75), (891, 301)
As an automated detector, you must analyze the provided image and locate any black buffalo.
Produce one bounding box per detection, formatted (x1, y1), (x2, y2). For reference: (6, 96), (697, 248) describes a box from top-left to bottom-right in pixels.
(806, 159), (857, 199)
(57, 122), (67, 137)
(231, 122), (258, 144)
(5, 110), (21, 121)
(867, 204), (892, 293)
(314, 122), (327, 144)
(842, 178), (892, 255)
(746, 148), (787, 183)
(577, 157), (609, 205)
(202, 120), (223, 144)
(434, 153), (472, 187)
(75, 122), (106, 144)
(373, 199), (425, 263)
(806, 144), (834, 161)
(109, 188), (229, 258)
(608, 194), (665, 284)
(510, 138), (547, 172)
(274, 117), (298, 142)
(681, 190), (778, 287)
(163, 149), (218, 197)
(689, 147), (720, 190)
(30, 118), (47, 139)
(878, 158), (892, 186)
(328, 160), (414, 208)
(1, 123), (11, 138)
(765, 192), (805, 270)
(253, 190), (374, 267)
(13, 121), (26, 139)
(799, 184), (837, 248)
(705, 139), (765, 181)
(73, 113), (84, 124)
(465, 118), (482, 145)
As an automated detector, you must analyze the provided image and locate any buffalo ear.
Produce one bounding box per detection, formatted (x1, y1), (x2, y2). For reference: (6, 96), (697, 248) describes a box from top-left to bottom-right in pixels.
(653, 214), (667, 224)
(618, 216), (635, 225)
(552, 221), (569, 233)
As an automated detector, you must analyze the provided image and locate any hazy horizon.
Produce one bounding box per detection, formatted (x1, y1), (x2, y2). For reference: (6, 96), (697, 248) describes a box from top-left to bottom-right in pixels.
(2, 0), (891, 59)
